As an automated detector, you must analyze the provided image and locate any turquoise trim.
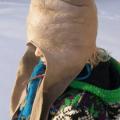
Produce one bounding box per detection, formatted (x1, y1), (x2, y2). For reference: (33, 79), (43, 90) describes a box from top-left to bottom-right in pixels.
(77, 64), (92, 80)
(18, 60), (46, 120)
(70, 80), (120, 103)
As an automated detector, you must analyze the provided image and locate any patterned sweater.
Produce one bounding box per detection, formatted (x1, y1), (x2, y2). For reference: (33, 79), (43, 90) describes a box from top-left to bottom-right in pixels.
(17, 57), (120, 120)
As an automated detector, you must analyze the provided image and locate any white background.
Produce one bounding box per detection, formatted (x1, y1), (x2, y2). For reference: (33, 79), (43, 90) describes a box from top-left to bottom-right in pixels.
(0, 0), (120, 119)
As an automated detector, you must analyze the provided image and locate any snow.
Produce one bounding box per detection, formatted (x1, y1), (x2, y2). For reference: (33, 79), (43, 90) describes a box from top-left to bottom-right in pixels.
(0, 1), (28, 119)
(96, 0), (120, 60)
(0, 0), (120, 119)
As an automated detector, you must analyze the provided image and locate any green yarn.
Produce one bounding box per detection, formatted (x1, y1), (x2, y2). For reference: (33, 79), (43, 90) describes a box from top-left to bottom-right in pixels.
(88, 104), (99, 118)
(70, 80), (120, 103)
(71, 95), (81, 106)
(60, 95), (81, 110)
(65, 98), (71, 106)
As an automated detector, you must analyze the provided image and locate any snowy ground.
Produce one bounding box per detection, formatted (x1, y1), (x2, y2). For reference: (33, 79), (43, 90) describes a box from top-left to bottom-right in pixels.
(0, 0), (120, 119)
(0, 1), (28, 119)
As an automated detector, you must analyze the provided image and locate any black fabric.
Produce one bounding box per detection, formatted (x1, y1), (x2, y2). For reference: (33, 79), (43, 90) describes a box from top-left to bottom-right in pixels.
(78, 58), (120, 90)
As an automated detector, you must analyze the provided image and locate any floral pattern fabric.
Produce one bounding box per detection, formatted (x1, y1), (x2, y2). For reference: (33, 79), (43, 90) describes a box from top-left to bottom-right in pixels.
(49, 89), (120, 120)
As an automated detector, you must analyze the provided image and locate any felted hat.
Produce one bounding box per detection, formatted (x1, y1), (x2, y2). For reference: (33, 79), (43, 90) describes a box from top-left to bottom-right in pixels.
(10, 0), (98, 120)
(27, 0), (98, 119)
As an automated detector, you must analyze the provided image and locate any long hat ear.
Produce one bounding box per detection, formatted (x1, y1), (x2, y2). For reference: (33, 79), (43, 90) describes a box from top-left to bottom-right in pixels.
(10, 44), (39, 116)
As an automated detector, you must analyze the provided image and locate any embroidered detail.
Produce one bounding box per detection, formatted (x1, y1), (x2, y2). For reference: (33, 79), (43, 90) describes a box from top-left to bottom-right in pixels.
(60, 94), (81, 111)
(49, 91), (107, 120)
(51, 106), (94, 120)
(105, 102), (120, 120)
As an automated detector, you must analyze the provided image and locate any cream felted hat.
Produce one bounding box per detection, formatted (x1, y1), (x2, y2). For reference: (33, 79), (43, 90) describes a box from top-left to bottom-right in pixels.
(10, 0), (98, 120)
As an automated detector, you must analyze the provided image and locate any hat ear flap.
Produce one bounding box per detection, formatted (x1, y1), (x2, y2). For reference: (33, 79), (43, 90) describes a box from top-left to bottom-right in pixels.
(10, 45), (39, 116)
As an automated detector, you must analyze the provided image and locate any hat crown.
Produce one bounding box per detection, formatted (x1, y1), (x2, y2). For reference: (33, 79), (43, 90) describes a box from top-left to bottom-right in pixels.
(27, 0), (97, 53)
